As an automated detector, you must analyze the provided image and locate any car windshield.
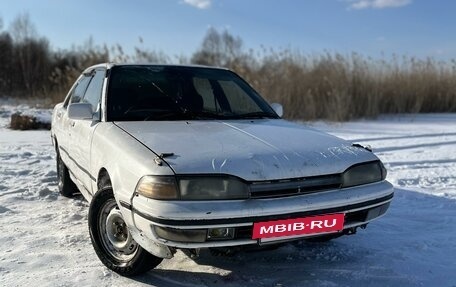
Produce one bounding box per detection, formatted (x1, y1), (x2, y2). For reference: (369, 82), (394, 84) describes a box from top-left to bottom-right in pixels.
(107, 65), (278, 121)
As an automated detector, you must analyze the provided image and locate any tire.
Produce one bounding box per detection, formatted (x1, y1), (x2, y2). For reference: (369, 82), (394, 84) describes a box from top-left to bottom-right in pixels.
(88, 188), (163, 276)
(56, 149), (78, 197)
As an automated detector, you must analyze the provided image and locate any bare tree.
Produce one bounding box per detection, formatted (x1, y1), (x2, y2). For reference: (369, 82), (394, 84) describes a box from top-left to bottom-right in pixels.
(9, 14), (38, 94)
(191, 28), (243, 67)
(0, 32), (13, 95)
(9, 13), (36, 43)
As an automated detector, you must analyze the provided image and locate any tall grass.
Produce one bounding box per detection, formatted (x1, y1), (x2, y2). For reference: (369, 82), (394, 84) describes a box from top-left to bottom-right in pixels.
(224, 51), (456, 121)
(190, 29), (456, 120)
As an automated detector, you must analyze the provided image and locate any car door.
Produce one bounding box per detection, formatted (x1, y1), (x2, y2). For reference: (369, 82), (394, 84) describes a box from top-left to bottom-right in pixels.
(57, 75), (92, 175)
(69, 68), (106, 194)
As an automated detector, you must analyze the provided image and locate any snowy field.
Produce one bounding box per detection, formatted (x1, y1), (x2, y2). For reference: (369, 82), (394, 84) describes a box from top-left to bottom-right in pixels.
(0, 105), (455, 287)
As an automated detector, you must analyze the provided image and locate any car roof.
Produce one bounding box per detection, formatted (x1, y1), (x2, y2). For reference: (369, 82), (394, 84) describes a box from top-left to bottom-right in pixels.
(82, 63), (228, 74)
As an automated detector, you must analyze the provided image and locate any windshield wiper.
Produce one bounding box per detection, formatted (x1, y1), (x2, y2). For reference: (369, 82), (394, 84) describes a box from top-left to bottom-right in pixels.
(235, 111), (278, 119)
(143, 110), (195, 121)
(188, 111), (228, 120)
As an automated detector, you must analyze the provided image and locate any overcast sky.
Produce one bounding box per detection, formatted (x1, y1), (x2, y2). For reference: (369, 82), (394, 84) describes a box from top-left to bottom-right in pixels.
(1, 0), (455, 60)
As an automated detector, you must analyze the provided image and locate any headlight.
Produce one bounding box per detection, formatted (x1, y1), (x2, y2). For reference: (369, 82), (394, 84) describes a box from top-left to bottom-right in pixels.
(179, 176), (249, 200)
(136, 176), (178, 199)
(342, 161), (387, 188)
(136, 175), (249, 200)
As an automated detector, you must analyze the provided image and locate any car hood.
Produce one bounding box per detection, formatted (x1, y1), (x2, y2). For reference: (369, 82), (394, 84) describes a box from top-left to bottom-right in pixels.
(115, 120), (378, 181)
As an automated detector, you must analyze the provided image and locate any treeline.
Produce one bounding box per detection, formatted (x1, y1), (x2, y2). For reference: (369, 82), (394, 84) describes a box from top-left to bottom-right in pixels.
(1, 14), (456, 120)
(0, 14), (108, 104)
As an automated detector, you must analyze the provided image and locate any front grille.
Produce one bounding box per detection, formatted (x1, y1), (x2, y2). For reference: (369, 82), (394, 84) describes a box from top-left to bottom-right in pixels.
(249, 174), (342, 199)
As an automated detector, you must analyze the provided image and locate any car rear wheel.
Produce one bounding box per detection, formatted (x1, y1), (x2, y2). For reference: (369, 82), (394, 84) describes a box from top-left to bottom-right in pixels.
(88, 188), (163, 276)
(56, 150), (78, 197)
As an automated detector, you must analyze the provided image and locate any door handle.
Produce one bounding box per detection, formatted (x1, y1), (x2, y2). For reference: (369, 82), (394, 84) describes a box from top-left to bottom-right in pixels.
(71, 121), (76, 127)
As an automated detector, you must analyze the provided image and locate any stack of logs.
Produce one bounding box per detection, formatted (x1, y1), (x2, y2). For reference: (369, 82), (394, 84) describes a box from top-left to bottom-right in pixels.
(10, 113), (51, 130)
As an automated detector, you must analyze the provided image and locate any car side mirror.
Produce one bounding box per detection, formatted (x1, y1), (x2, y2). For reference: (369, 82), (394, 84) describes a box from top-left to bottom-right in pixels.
(270, 103), (283, 117)
(68, 103), (94, 120)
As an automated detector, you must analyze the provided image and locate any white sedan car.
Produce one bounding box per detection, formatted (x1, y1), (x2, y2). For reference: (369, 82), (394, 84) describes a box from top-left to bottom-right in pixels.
(51, 63), (394, 276)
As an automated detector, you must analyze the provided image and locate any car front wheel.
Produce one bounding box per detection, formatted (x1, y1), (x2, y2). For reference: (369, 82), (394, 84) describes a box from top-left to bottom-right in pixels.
(88, 188), (163, 276)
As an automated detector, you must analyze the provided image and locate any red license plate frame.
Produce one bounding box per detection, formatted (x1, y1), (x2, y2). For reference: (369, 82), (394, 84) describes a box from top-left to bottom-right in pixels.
(252, 213), (345, 240)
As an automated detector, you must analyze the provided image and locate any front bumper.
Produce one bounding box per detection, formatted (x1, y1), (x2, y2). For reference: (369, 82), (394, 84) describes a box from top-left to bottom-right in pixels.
(124, 180), (393, 248)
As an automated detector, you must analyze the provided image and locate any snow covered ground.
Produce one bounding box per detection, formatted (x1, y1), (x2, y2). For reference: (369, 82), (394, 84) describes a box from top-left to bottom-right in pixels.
(0, 105), (455, 287)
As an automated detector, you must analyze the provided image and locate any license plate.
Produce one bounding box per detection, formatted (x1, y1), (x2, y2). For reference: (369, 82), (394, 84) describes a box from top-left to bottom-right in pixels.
(252, 213), (344, 240)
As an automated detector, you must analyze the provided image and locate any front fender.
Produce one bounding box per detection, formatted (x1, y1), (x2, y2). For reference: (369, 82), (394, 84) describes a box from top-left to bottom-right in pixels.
(90, 122), (175, 258)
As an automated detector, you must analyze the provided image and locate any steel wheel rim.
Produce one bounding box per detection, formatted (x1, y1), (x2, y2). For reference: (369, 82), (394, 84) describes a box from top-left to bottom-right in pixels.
(98, 199), (138, 262)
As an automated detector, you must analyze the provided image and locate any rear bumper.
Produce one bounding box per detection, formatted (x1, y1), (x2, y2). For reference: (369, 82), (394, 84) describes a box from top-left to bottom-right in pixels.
(125, 181), (394, 248)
